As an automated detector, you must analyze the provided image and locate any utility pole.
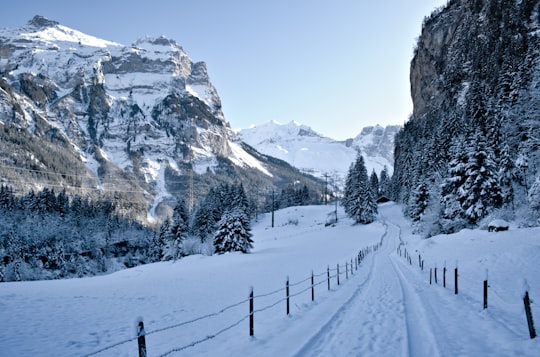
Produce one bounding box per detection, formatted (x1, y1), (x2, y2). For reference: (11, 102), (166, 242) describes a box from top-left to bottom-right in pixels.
(324, 173), (328, 205)
(271, 190), (275, 228)
(331, 174), (338, 222)
(188, 143), (194, 213)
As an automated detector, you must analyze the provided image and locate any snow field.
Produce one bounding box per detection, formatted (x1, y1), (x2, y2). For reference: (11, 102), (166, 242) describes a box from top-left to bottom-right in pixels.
(0, 205), (384, 356)
(1, 203), (540, 356)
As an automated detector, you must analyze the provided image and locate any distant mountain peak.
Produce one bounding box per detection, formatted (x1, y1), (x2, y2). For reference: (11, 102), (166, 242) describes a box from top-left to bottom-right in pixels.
(17, 15), (121, 48)
(26, 15), (59, 29)
(238, 120), (400, 186)
(133, 35), (184, 51)
(0, 17), (325, 224)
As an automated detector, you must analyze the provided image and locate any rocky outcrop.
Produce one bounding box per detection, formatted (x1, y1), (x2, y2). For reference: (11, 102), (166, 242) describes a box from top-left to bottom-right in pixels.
(394, 0), (540, 228)
(0, 16), (324, 223)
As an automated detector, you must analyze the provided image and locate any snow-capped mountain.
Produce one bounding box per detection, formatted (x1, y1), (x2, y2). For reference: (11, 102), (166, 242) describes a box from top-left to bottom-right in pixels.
(0, 16), (323, 222)
(238, 120), (400, 186)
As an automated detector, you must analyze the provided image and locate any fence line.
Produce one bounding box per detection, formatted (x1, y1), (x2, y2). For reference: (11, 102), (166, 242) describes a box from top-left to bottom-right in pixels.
(396, 245), (536, 340)
(85, 241), (383, 356)
(159, 314), (251, 357)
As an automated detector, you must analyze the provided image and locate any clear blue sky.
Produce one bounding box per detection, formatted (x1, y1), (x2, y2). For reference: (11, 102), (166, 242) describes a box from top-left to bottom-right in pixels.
(3, 0), (447, 140)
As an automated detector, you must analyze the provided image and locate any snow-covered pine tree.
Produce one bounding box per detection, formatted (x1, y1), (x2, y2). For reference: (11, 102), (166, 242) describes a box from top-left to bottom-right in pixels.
(342, 162), (355, 215)
(191, 199), (218, 243)
(163, 200), (189, 260)
(440, 137), (469, 232)
(461, 130), (502, 223)
(153, 218), (173, 261)
(343, 153), (378, 224)
(213, 208), (253, 254)
(498, 141), (517, 209)
(409, 181), (429, 223)
(370, 170), (380, 199)
(528, 175), (540, 215)
(379, 166), (391, 199)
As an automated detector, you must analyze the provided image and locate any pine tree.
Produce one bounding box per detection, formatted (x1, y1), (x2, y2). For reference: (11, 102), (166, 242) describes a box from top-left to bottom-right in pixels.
(149, 221), (170, 262)
(528, 175), (540, 214)
(461, 131), (502, 223)
(231, 183), (250, 214)
(343, 153), (378, 224)
(213, 208), (253, 254)
(164, 201), (189, 260)
(498, 141), (517, 209)
(370, 170), (380, 199)
(440, 137), (469, 232)
(379, 166), (391, 199)
(409, 181), (429, 222)
(191, 200), (218, 242)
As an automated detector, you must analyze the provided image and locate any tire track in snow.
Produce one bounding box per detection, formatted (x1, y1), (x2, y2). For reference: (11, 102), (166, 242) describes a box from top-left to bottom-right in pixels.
(386, 220), (442, 357)
(294, 219), (432, 356)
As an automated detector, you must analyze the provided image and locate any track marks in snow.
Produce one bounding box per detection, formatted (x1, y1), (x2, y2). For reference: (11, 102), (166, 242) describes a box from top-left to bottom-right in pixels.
(294, 221), (437, 356)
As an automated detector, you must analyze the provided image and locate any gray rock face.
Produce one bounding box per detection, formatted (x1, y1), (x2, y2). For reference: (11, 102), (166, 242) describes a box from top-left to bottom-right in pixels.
(395, 0), (540, 225)
(0, 16), (324, 222)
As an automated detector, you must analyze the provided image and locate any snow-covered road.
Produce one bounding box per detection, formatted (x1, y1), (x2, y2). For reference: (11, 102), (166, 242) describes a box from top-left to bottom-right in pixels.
(293, 204), (538, 356)
(294, 213), (440, 356)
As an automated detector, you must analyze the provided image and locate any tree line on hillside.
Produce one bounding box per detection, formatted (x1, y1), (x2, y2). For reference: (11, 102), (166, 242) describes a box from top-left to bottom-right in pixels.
(393, 0), (540, 236)
(0, 181), (322, 282)
(0, 186), (153, 281)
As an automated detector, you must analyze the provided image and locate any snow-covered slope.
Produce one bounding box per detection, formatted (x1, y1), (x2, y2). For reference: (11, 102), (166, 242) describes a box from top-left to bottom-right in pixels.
(1, 203), (538, 356)
(238, 120), (400, 185)
(0, 16), (324, 222)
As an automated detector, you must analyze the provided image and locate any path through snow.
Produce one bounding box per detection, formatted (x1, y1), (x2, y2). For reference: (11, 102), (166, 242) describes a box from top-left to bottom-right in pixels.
(294, 203), (537, 356)
(294, 210), (440, 356)
(1, 203), (538, 356)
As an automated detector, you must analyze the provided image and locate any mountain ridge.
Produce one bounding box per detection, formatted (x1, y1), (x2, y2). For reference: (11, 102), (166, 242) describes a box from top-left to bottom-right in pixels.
(0, 15), (325, 223)
(238, 120), (400, 187)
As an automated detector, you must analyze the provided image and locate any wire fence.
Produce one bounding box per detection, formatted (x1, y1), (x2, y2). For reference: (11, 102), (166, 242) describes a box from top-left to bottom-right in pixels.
(396, 243), (537, 340)
(84, 241), (383, 356)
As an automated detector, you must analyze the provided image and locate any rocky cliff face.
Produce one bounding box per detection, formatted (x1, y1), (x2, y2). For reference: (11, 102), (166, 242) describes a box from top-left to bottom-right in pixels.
(394, 0), (540, 231)
(0, 16), (323, 223)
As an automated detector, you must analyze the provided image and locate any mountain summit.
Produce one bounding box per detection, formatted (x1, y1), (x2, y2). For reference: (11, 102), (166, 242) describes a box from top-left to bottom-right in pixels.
(0, 16), (323, 223)
(238, 120), (399, 186)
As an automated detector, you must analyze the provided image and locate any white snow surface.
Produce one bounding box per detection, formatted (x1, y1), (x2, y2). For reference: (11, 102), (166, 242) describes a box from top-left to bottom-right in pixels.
(228, 141), (273, 177)
(20, 24), (122, 49)
(1, 203), (539, 356)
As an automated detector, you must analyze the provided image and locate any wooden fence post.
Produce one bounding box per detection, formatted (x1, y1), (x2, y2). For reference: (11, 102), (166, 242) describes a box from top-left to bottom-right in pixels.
(337, 264), (340, 286)
(286, 277), (290, 315)
(137, 320), (147, 357)
(435, 267), (438, 284)
(443, 266), (446, 288)
(454, 267), (458, 295)
(311, 271), (315, 302)
(430, 268), (432, 285)
(483, 280), (488, 309)
(351, 259), (354, 275)
(524, 291), (537, 339)
(346, 262), (349, 280)
(327, 265), (330, 291)
(249, 287), (254, 336)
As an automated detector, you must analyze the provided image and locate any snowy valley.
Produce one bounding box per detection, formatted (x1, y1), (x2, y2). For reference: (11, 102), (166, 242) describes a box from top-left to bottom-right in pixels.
(1, 203), (539, 356)
(2, 1), (540, 356)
